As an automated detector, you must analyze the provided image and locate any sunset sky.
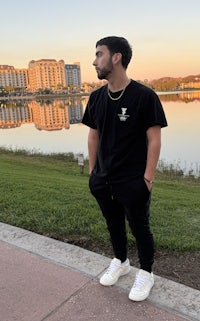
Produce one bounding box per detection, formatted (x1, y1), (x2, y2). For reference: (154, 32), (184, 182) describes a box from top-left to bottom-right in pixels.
(1, 0), (200, 82)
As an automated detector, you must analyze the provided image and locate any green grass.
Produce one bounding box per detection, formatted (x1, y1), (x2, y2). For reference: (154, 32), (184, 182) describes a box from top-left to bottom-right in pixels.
(0, 148), (199, 253)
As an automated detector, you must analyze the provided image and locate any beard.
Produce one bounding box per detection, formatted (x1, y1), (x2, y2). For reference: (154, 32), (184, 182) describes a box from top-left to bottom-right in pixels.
(97, 68), (111, 80)
(96, 59), (113, 80)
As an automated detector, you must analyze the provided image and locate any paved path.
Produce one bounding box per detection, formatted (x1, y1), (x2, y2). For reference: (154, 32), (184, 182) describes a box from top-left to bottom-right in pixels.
(0, 223), (199, 321)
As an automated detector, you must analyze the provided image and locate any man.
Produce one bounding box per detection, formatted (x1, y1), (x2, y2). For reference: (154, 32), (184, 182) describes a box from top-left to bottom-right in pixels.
(82, 36), (167, 301)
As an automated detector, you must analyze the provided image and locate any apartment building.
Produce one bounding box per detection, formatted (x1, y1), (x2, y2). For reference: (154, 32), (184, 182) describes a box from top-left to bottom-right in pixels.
(65, 62), (81, 90)
(0, 65), (28, 88)
(28, 59), (66, 91)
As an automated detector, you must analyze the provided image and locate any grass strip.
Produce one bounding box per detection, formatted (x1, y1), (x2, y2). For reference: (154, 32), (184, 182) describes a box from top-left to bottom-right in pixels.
(0, 148), (199, 252)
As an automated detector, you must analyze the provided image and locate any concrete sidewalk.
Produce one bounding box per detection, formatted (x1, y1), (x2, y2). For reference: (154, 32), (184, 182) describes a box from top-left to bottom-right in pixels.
(0, 223), (199, 321)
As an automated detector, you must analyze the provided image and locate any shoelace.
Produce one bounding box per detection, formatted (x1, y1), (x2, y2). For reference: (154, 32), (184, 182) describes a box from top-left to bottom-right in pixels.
(133, 275), (148, 289)
(105, 261), (120, 274)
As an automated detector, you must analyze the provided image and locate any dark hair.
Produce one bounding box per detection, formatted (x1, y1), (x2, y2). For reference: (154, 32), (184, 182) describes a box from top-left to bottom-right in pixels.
(96, 36), (132, 69)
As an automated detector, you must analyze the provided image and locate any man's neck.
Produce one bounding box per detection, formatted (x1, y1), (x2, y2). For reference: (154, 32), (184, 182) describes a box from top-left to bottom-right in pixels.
(108, 76), (130, 92)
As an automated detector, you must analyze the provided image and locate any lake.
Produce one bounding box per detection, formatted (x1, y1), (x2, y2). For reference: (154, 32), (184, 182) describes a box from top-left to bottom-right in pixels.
(0, 91), (200, 174)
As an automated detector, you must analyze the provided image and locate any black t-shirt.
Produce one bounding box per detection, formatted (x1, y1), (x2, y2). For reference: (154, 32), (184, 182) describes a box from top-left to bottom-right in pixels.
(82, 80), (167, 179)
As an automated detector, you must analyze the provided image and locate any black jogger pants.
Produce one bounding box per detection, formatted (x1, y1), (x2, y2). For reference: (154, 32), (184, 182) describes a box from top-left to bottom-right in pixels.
(89, 174), (154, 273)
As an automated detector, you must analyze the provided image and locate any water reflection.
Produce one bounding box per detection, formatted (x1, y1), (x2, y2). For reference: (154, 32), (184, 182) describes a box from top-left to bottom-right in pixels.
(158, 90), (200, 103)
(0, 91), (199, 131)
(0, 96), (87, 131)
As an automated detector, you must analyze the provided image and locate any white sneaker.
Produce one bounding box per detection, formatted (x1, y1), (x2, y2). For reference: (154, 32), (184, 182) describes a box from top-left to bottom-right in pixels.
(100, 258), (130, 286)
(129, 269), (154, 301)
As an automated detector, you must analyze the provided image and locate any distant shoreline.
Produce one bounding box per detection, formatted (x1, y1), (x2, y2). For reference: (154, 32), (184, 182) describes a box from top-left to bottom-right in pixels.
(0, 89), (199, 101)
(0, 92), (90, 101)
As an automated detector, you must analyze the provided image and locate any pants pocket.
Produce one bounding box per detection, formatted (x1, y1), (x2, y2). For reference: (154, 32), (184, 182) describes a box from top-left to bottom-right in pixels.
(89, 174), (109, 198)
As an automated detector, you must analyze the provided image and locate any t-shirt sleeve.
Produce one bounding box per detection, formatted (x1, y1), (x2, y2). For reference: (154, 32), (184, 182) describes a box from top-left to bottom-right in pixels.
(82, 94), (97, 129)
(141, 91), (168, 130)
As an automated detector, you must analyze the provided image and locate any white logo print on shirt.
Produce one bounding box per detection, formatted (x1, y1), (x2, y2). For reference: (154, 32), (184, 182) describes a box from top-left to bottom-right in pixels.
(118, 108), (130, 121)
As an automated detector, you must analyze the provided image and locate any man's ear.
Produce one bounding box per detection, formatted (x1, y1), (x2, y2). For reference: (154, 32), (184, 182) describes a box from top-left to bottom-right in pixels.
(112, 52), (122, 65)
